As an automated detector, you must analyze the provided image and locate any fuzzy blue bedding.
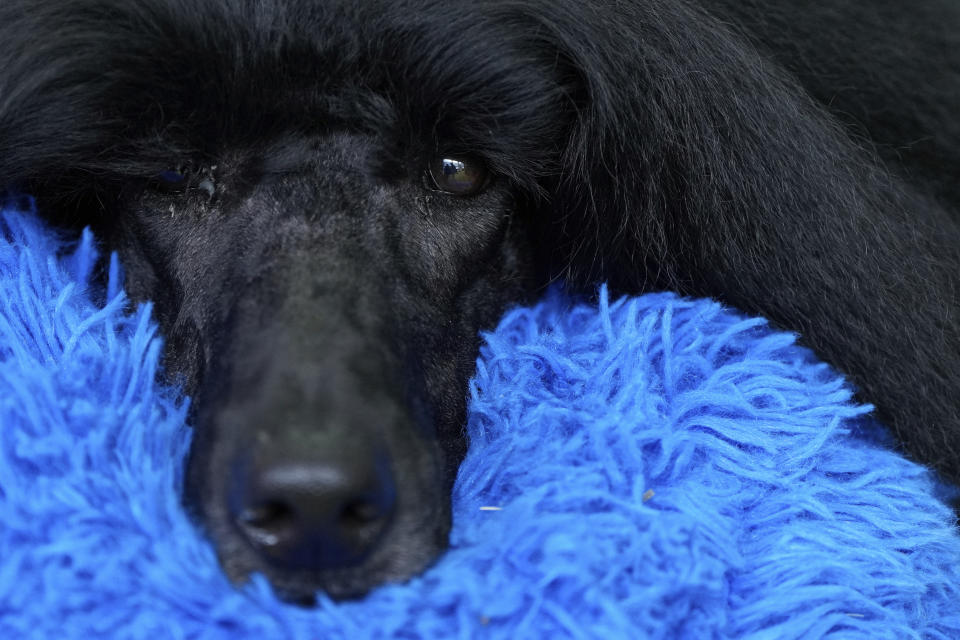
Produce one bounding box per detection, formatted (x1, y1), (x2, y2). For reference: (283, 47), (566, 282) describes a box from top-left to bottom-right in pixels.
(1, 199), (960, 639)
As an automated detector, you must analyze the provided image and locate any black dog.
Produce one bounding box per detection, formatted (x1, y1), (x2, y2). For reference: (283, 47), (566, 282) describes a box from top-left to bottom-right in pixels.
(1, 0), (958, 602)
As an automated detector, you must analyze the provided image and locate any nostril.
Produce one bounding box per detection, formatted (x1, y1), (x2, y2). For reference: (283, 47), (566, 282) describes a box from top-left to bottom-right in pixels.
(238, 500), (297, 548)
(341, 499), (387, 528)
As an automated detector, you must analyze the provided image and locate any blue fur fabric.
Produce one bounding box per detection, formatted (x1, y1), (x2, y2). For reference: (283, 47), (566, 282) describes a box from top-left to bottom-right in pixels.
(1, 200), (960, 639)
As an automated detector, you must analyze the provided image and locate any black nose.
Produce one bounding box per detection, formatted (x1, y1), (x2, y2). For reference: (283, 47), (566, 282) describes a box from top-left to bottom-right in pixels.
(231, 448), (396, 571)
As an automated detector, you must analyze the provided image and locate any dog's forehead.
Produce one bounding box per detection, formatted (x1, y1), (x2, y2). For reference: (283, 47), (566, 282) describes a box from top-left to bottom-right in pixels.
(115, 2), (549, 104)
(71, 1), (575, 183)
(0, 0), (581, 188)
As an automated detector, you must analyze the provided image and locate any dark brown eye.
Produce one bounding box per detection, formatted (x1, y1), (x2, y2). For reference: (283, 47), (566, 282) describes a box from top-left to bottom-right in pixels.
(428, 156), (488, 196)
(152, 164), (217, 199)
(154, 167), (190, 192)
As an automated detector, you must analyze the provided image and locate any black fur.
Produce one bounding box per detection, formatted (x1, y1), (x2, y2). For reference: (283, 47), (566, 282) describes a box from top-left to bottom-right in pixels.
(1, 0), (958, 601)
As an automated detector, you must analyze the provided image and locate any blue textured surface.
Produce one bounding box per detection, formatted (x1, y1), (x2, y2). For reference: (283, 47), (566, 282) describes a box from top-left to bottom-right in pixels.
(1, 200), (959, 639)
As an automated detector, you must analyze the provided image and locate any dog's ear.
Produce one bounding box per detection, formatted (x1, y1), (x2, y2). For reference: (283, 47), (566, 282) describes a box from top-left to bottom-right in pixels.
(0, 1), (121, 193)
(0, 0), (238, 215)
(539, 1), (840, 291)
(0, 2), (146, 218)
(541, 1), (960, 484)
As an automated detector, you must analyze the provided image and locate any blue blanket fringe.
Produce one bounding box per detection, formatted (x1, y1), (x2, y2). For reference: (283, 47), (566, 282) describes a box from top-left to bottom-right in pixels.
(1, 200), (959, 639)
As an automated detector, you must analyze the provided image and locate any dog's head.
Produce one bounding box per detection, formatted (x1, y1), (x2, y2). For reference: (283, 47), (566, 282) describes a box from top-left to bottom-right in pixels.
(0, 0), (771, 602)
(0, 0), (605, 601)
(150, 135), (536, 600)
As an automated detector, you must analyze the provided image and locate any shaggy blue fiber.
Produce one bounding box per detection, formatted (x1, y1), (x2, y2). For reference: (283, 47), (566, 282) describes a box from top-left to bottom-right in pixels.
(1, 199), (960, 639)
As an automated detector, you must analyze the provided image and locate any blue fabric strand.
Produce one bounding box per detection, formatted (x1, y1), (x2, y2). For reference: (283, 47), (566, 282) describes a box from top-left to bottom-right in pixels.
(1, 201), (959, 639)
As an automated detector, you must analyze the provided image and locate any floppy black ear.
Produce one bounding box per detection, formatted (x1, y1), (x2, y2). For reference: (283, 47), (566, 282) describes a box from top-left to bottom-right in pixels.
(0, 0), (251, 215)
(0, 1), (147, 215)
(542, 1), (960, 481)
(0, 1), (132, 190)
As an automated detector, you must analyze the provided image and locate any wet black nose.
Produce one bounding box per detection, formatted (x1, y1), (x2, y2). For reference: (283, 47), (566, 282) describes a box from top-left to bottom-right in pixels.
(232, 449), (396, 571)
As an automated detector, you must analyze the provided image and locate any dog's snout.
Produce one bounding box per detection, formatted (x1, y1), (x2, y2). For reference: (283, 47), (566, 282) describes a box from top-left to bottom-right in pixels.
(232, 445), (397, 571)
(197, 304), (447, 597)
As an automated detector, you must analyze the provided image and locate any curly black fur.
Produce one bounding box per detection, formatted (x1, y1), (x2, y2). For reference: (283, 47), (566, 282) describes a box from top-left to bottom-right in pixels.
(1, 0), (958, 601)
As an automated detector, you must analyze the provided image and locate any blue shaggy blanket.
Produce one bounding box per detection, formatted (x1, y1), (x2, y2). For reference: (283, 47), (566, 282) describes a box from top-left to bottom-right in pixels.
(1, 199), (959, 639)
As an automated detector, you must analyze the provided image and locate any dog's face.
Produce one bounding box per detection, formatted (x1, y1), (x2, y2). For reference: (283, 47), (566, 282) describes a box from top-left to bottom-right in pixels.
(45, 0), (581, 601)
(115, 132), (534, 600)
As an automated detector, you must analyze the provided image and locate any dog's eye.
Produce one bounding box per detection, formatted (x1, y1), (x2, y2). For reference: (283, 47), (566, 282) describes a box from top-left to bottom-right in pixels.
(153, 165), (217, 199)
(428, 157), (488, 196)
(156, 169), (189, 190)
